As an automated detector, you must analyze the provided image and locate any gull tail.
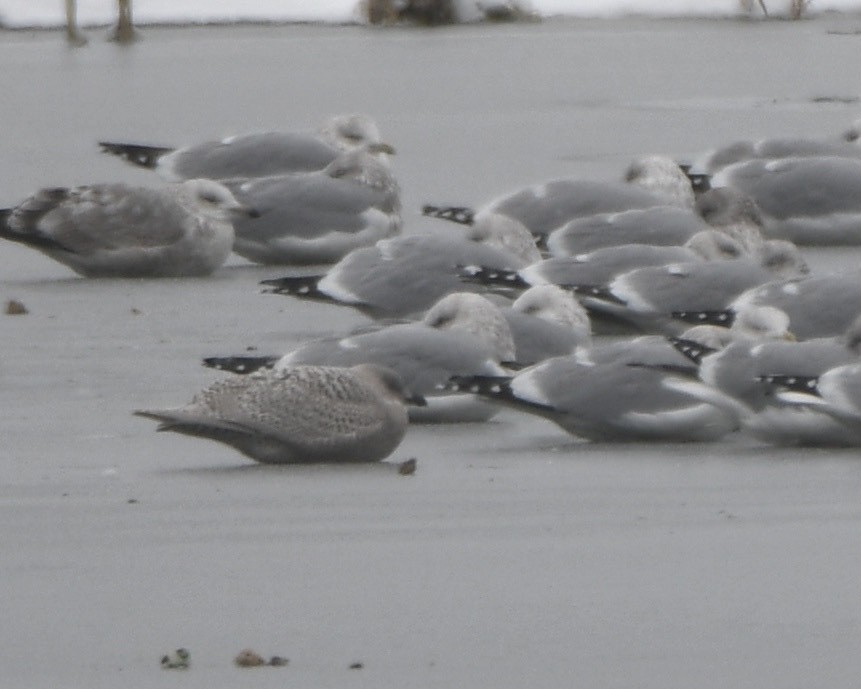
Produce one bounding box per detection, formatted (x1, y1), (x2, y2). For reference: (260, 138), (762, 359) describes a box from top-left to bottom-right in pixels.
(757, 373), (821, 396)
(458, 264), (529, 289)
(568, 284), (626, 304)
(671, 309), (735, 327)
(677, 163), (712, 194)
(422, 204), (475, 226)
(202, 355), (279, 375)
(443, 374), (555, 413)
(667, 336), (718, 366)
(98, 141), (175, 169)
(259, 275), (332, 301)
(0, 209), (74, 252)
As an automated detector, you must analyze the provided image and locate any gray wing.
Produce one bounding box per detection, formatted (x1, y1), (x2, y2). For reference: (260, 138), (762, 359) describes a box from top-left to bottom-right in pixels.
(715, 157), (861, 219)
(281, 324), (503, 394)
(228, 172), (391, 242)
(547, 206), (708, 255)
(523, 245), (698, 287)
(732, 273), (861, 339)
(163, 132), (339, 179)
(610, 259), (771, 314)
(488, 179), (666, 237)
(320, 235), (526, 318)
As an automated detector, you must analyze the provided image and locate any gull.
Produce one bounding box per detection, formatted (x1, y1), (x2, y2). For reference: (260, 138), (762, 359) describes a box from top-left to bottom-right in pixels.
(0, 179), (252, 277)
(99, 113), (386, 180)
(135, 364), (421, 464)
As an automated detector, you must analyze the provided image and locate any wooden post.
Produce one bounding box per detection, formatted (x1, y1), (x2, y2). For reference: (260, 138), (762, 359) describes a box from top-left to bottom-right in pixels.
(111, 0), (138, 43)
(64, 0), (88, 46)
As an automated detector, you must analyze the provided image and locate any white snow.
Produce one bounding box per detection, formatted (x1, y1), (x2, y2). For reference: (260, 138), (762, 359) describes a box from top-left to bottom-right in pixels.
(2, 0), (861, 28)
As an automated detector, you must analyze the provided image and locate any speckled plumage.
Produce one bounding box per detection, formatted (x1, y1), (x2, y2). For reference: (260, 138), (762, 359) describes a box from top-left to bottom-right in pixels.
(0, 179), (244, 277)
(135, 364), (414, 464)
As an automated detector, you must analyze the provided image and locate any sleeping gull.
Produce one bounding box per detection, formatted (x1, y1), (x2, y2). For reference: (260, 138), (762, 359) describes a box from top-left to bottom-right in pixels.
(444, 327), (738, 443)
(423, 155), (696, 238)
(0, 179), (251, 278)
(545, 186), (763, 256)
(583, 240), (808, 335)
(772, 362), (861, 438)
(725, 271), (861, 340)
(261, 213), (541, 319)
(691, 117), (861, 175)
(666, 310), (861, 446)
(134, 363), (421, 464)
(462, 229), (746, 296)
(711, 156), (861, 245)
(205, 292), (517, 424)
(501, 285), (592, 365)
(223, 143), (400, 265)
(99, 113), (386, 181)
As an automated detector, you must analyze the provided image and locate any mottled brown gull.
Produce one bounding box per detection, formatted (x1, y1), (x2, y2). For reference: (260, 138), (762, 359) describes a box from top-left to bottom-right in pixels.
(135, 364), (420, 464)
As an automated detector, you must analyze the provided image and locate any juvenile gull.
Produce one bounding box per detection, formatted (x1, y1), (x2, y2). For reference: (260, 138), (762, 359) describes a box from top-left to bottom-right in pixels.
(224, 144), (400, 265)
(135, 364), (420, 464)
(99, 113), (385, 181)
(261, 213), (541, 319)
(0, 179), (250, 278)
(712, 156), (861, 245)
(424, 155), (696, 238)
(204, 293), (516, 424)
(445, 327), (738, 443)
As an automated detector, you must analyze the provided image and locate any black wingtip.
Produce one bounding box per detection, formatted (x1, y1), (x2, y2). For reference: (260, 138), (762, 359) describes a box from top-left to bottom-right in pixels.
(259, 275), (328, 299)
(677, 162), (712, 194)
(202, 355), (278, 375)
(667, 336), (717, 365)
(757, 373), (821, 396)
(444, 374), (556, 413)
(671, 310), (735, 327)
(98, 141), (174, 169)
(421, 204), (476, 226)
(567, 284), (626, 304)
(458, 264), (529, 289)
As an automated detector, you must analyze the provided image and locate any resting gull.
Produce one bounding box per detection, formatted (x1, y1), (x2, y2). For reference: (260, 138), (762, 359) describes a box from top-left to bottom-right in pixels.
(204, 292), (516, 424)
(666, 311), (861, 446)
(773, 362), (861, 436)
(691, 117), (861, 175)
(444, 326), (739, 443)
(725, 271), (861, 340)
(423, 155), (696, 239)
(712, 156), (861, 245)
(135, 363), (421, 464)
(583, 240), (808, 335)
(502, 285), (592, 365)
(0, 179), (251, 277)
(261, 213), (541, 319)
(223, 144), (400, 265)
(99, 113), (386, 181)
(462, 229), (746, 295)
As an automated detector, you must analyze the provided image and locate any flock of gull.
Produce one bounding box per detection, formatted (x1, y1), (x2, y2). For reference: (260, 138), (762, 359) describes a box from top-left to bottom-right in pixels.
(4, 113), (861, 463)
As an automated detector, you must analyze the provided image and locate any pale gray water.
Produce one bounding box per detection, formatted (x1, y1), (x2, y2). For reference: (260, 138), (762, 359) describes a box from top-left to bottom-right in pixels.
(1, 18), (861, 688)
